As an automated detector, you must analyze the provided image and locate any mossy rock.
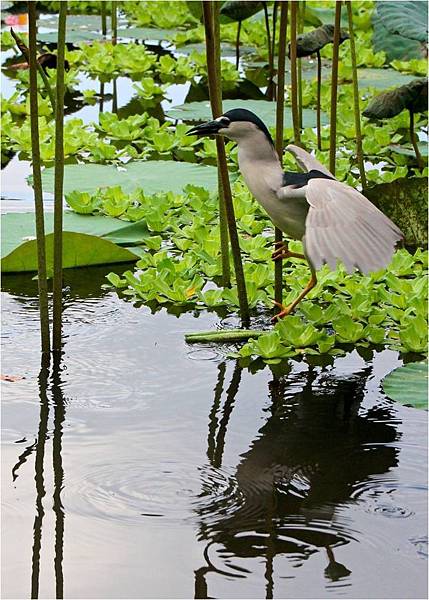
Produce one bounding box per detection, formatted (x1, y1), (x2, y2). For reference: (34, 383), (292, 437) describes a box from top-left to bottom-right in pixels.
(364, 177), (428, 247)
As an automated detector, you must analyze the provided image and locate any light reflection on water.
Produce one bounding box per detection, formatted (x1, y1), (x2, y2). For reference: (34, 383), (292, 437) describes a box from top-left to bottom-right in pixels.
(1, 266), (427, 599)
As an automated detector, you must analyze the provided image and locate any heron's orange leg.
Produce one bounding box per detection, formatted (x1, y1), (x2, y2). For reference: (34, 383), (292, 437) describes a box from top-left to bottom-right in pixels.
(272, 241), (306, 262)
(272, 273), (317, 321)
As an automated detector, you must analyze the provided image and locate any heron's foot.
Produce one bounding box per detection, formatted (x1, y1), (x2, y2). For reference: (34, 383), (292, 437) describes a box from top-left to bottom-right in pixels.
(271, 300), (295, 321)
(271, 242), (306, 262)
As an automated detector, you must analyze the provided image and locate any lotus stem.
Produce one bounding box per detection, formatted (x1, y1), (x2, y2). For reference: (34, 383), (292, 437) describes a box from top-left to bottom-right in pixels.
(235, 20), (241, 69)
(28, 1), (50, 356)
(290, 0), (300, 144)
(271, 1), (278, 73)
(329, 1), (342, 175)
(263, 1), (275, 100)
(10, 27), (56, 112)
(202, 1), (249, 326)
(185, 330), (264, 343)
(346, 2), (367, 188)
(297, 1), (305, 129)
(316, 49), (322, 150)
(101, 0), (107, 37)
(214, 1), (231, 287)
(52, 1), (67, 352)
(409, 109), (424, 170)
(274, 1), (288, 308)
(111, 0), (117, 45)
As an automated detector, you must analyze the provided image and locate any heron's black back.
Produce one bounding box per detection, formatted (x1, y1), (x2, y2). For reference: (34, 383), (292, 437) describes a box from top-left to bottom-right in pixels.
(283, 169), (334, 188)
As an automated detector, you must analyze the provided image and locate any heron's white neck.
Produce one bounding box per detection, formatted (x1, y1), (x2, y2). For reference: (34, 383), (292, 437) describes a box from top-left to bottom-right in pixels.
(235, 128), (284, 202)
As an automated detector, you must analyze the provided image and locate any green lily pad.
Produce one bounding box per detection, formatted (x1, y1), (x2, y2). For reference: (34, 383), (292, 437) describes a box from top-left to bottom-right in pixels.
(38, 161), (219, 196)
(357, 68), (417, 90)
(1, 211), (150, 273)
(372, 14), (425, 62)
(388, 142), (428, 157)
(166, 99), (328, 128)
(382, 361), (428, 409)
(116, 27), (178, 41)
(376, 1), (428, 43)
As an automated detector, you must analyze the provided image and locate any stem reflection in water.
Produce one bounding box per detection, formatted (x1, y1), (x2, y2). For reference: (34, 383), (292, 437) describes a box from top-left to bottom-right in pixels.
(21, 358), (67, 599)
(195, 361), (400, 598)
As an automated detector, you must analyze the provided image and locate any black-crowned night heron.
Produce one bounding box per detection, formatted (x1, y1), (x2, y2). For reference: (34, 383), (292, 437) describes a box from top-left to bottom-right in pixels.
(187, 108), (403, 319)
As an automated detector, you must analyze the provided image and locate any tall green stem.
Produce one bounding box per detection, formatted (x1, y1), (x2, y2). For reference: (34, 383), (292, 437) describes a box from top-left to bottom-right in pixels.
(316, 50), (322, 150)
(111, 0), (117, 45)
(111, 2), (118, 112)
(52, 1), (67, 352)
(290, 0), (300, 144)
(28, 1), (50, 355)
(202, 1), (249, 326)
(346, 2), (366, 188)
(297, 1), (305, 129)
(329, 1), (342, 175)
(10, 27), (56, 112)
(263, 2), (275, 100)
(274, 1), (288, 307)
(409, 109), (423, 170)
(101, 0), (107, 36)
(214, 2), (231, 287)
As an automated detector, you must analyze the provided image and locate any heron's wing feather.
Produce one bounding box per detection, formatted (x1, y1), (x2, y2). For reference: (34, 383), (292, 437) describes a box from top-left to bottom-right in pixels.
(303, 179), (403, 274)
(286, 144), (334, 178)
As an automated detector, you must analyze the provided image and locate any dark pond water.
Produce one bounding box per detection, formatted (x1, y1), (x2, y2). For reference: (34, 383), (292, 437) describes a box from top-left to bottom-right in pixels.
(2, 264), (428, 599)
(1, 23), (428, 599)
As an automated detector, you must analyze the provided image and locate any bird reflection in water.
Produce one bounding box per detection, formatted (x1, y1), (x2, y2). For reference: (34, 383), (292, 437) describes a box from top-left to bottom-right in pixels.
(195, 360), (399, 598)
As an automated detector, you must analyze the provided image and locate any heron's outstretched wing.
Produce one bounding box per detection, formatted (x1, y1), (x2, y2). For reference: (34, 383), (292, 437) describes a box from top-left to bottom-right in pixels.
(303, 178), (403, 274)
(286, 144), (334, 178)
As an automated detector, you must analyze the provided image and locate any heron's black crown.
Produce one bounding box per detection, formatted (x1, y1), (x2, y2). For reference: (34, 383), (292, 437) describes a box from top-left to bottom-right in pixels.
(223, 108), (275, 147)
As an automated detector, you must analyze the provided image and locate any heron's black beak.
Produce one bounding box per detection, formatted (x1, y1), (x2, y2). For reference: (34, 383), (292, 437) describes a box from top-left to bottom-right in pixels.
(186, 120), (224, 137)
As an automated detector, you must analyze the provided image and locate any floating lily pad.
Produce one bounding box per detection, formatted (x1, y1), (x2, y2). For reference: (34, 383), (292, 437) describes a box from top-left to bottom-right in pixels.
(166, 99), (328, 128)
(1, 211), (149, 273)
(382, 361), (428, 409)
(116, 27), (178, 42)
(357, 68), (417, 90)
(376, 1), (428, 43)
(389, 143), (428, 157)
(38, 160), (219, 196)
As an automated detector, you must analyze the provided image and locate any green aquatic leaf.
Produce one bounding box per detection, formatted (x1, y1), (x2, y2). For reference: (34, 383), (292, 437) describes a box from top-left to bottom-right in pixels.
(1, 211), (150, 272)
(372, 14), (425, 62)
(376, 1), (428, 43)
(39, 161), (219, 196)
(2, 232), (138, 273)
(382, 361), (428, 409)
(166, 100), (328, 128)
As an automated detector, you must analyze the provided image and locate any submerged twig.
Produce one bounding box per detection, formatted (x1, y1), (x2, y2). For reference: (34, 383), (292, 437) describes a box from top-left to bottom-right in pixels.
(202, 1), (249, 325)
(274, 1), (288, 308)
(28, 1), (50, 355)
(346, 2), (367, 188)
(52, 1), (67, 352)
(10, 27), (56, 112)
(329, 2), (342, 175)
(185, 330), (264, 343)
